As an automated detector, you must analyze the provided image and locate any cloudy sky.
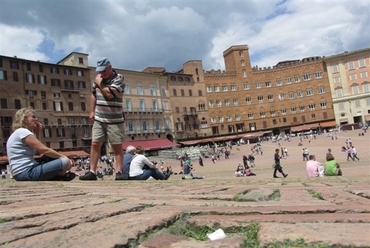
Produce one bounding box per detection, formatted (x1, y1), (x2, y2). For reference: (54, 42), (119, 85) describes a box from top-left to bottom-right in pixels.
(0, 0), (369, 72)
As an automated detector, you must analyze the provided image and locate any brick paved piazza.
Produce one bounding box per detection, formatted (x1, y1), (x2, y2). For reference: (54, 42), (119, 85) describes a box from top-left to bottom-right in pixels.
(0, 130), (369, 247)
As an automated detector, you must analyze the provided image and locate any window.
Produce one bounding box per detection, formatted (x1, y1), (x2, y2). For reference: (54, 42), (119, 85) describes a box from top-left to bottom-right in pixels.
(314, 72), (323, 79)
(332, 65), (339, 73)
(303, 74), (311, 81)
(210, 117), (216, 123)
(141, 120), (148, 132)
(206, 86), (212, 92)
(0, 58), (2, 67)
(255, 82), (261, 88)
(268, 94), (274, 101)
(150, 86), (156, 96)
(78, 57), (84, 64)
(359, 58), (366, 67)
(170, 76), (176, 81)
(77, 81), (86, 89)
(216, 99), (222, 107)
(288, 92), (294, 99)
(278, 93), (284, 100)
(137, 85), (144, 95)
(15, 99), (21, 109)
(333, 76), (341, 83)
(335, 88), (343, 97)
(175, 107), (179, 113)
(248, 113), (254, 119)
(291, 106), (297, 113)
(294, 76), (300, 83)
(161, 87), (167, 97)
(53, 101), (63, 111)
(233, 98), (238, 106)
(299, 104), (305, 112)
(349, 74), (357, 80)
(246, 96), (252, 104)
(50, 67), (59, 74)
(50, 78), (60, 87)
(231, 85), (236, 91)
(13, 72), (18, 81)
(139, 100), (145, 111)
(239, 51), (244, 57)
(214, 86), (220, 92)
(198, 90), (202, 96)
(153, 120), (160, 131)
(219, 116), (224, 123)
(208, 100), (214, 108)
(309, 103), (315, 111)
(57, 128), (65, 137)
(227, 115), (232, 122)
(189, 89), (192, 96)
(224, 99), (230, 106)
(185, 77), (190, 82)
(257, 95), (263, 103)
(360, 71), (368, 78)
(81, 102), (86, 111)
(311, 113), (316, 120)
(363, 83), (370, 93)
(317, 86), (325, 94)
(222, 85), (228, 92)
(43, 128), (50, 138)
(77, 70), (84, 76)
(265, 81), (271, 87)
(270, 110), (276, 117)
(25, 90), (37, 99)
(64, 69), (72, 75)
(10, 60), (19, 69)
(235, 115), (241, 121)
(37, 74), (46, 85)
(276, 79), (282, 86)
(241, 60), (245, 66)
(260, 111), (266, 118)
(163, 101), (168, 110)
(53, 93), (61, 98)
(355, 100), (360, 108)
(351, 84), (359, 94)
(348, 61), (355, 70)
(367, 98), (370, 106)
(297, 90), (303, 98)
(180, 89), (184, 96)
(64, 80), (74, 89)
(152, 100), (158, 111)
(306, 88), (313, 96)
(40, 91), (46, 99)
(26, 73), (34, 83)
(178, 77), (183, 82)
(285, 77), (292, 84)
(0, 98), (7, 109)
(320, 102), (327, 109)
(0, 70), (7, 80)
(281, 108), (287, 115)
(125, 99), (132, 111)
(172, 89), (177, 96)
(243, 83), (250, 90)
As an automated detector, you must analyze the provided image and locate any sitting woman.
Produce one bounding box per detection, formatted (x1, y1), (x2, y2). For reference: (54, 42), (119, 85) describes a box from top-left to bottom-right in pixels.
(6, 107), (74, 181)
(235, 164), (245, 177)
(244, 165), (256, 176)
(324, 154), (343, 176)
(129, 146), (169, 180)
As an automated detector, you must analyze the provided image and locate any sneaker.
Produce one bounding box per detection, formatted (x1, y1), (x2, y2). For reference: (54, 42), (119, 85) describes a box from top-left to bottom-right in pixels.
(284, 174), (288, 178)
(79, 171), (97, 181)
(115, 172), (129, 180)
(50, 171), (76, 181)
(164, 173), (171, 180)
(273, 176), (280, 178)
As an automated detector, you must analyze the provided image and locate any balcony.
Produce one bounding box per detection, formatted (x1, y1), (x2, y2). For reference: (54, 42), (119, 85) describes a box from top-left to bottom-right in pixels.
(182, 111), (198, 117)
(124, 108), (163, 114)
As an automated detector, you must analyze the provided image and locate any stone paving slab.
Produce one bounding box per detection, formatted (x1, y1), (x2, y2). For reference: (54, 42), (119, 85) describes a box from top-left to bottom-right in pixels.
(0, 130), (369, 247)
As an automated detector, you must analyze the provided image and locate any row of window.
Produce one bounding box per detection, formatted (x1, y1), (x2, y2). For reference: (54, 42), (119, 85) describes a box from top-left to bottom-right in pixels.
(0, 58), (85, 76)
(348, 71), (368, 80)
(335, 83), (370, 97)
(209, 104), (327, 123)
(337, 98), (370, 109)
(0, 98), (87, 112)
(332, 58), (367, 73)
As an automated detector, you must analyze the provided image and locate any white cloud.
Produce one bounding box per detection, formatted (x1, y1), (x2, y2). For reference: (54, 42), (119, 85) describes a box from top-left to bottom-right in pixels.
(0, 24), (48, 61)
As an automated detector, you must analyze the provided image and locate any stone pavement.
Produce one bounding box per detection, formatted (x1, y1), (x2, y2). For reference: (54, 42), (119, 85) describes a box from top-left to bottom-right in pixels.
(0, 130), (369, 247)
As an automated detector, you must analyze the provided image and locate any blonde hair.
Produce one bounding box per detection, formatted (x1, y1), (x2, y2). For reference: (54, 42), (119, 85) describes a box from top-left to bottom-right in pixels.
(12, 107), (35, 131)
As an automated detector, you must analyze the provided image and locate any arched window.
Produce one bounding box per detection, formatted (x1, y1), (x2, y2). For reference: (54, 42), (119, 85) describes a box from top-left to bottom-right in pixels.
(178, 77), (183, 82)
(170, 76), (176, 81)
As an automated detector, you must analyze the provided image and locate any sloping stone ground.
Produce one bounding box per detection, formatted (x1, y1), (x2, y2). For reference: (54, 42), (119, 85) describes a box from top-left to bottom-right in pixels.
(0, 177), (369, 248)
(1, 130), (369, 247)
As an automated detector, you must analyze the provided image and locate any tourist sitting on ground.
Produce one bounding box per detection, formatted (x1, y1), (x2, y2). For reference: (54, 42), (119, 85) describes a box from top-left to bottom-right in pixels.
(235, 164), (245, 177)
(121, 145), (136, 180)
(245, 165), (256, 176)
(182, 158), (204, 180)
(129, 146), (170, 180)
(306, 154), (321, 177)
(324, 154), (342, 176)
(6, 107), (74, 181)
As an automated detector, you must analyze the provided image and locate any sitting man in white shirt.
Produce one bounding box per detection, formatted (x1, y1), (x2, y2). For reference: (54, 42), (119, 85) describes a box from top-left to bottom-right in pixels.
(129, 146), (169, 180)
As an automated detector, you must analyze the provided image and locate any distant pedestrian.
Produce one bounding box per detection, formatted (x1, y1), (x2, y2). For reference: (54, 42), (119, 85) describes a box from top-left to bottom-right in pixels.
(351, 146), (360, 161)
(199, 156), (204, 166)
(273, 148), (288, 178)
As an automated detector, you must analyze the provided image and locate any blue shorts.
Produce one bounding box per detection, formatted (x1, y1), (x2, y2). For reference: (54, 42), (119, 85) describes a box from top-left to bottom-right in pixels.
(13, 158), (69, 181)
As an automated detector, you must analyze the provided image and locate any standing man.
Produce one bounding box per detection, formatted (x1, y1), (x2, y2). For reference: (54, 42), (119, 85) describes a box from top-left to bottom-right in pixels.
(80, 57), (126, 180)
(273, 148), (288, 178)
